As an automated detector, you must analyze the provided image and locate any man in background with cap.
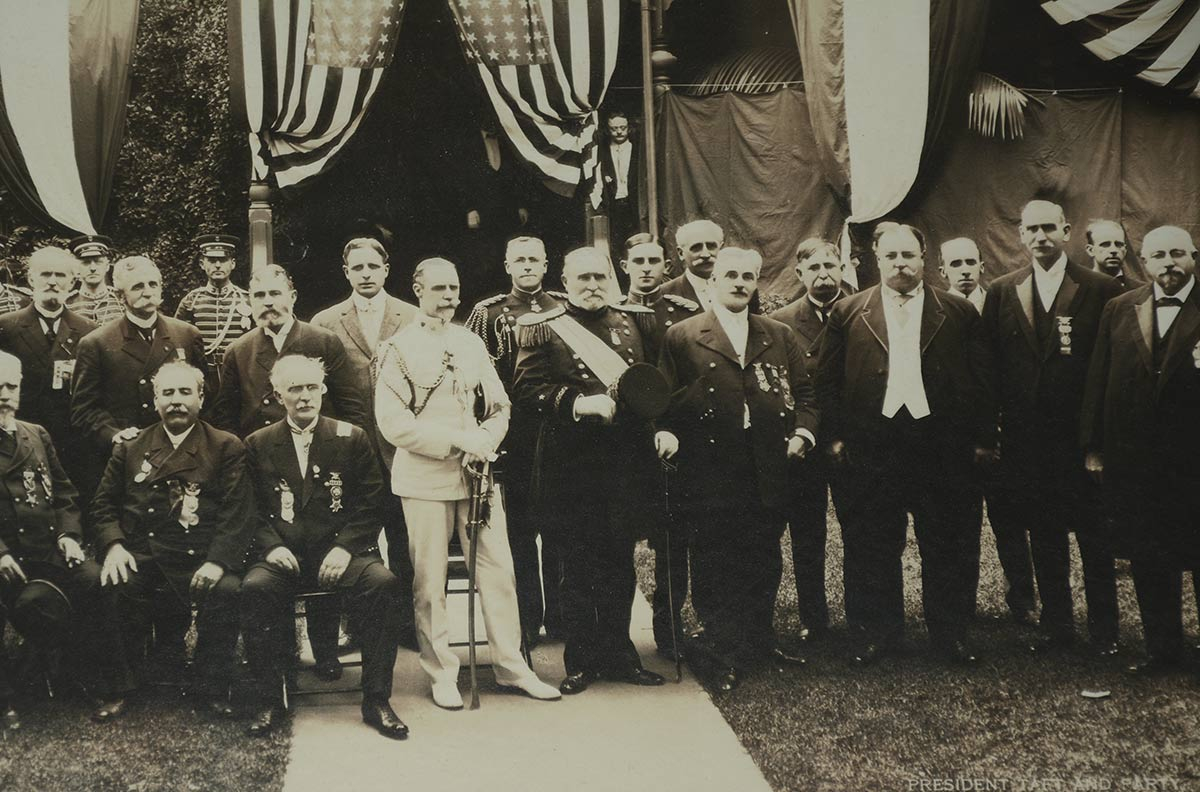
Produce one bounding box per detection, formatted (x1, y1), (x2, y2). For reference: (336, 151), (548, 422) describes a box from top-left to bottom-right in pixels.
(175, 234), (252, 375)
(67, 235), (123, 325)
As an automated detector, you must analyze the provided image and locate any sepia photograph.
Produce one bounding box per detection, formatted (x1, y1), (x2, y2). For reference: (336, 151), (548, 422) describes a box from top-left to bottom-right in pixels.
(0, 0), (1198, 790)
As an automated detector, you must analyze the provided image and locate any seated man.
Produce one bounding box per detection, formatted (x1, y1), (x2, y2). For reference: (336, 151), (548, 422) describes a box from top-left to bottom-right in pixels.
(242, 354), (407, 739)
(0, 351), (130, 727)
(91, 361), (254, 718)
(376, 258), (560, 710)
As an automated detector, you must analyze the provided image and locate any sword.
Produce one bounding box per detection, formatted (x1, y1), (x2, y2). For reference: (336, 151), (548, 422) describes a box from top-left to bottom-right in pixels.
(465, 459), (493, 711)
(661, 458), (683, 683)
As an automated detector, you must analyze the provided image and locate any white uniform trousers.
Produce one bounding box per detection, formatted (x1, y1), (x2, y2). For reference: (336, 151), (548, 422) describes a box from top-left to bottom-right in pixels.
(401, 492), (532, 688)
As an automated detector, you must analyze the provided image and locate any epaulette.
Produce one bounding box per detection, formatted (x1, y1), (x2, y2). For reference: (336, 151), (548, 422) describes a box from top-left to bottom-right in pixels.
(472, 293), (507, 310)
(516, 305), (564, 348)
(612, 303), (653, 314)
(545, 290), (569, 301)
(662, 293), (701, 312)
(613, 303), (657, 337)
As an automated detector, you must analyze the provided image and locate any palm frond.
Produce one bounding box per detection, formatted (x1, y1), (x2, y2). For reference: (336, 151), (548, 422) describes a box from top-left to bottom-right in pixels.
(968, 73), (1037, 140)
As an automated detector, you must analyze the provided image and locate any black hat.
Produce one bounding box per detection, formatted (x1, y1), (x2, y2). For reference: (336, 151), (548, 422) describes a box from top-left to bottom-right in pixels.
(194, 234), (239, 259)
(610, 362), (670, 421)
(68, 234), (113, 259)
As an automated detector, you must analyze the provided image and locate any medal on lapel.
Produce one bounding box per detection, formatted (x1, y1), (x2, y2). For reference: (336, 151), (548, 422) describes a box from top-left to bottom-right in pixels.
(279, 480), (295, 524)
(753, 363), (771, 393)
(38, 464), (52, 499)
(134, 454), (153, 484)
(326, 472), (344, 513)
(181, 482), (201, 527)
(22, 469), (38, 506)
(778, 371), (796, 410)
(237, 301), (252, 329)
(610, 328), (622, 346)
(1057, 317), (1073, 356)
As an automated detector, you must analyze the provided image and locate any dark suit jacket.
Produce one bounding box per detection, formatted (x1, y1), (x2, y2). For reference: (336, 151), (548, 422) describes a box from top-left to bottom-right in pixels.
(90, 420), (255, 595)
(982, 261), (1121, 473)
(0, 306), (96, 447)
(70, 315), (209, 446)
(769, 295), (837, 375)
(661, 274), (705, 306)
(244, 417), (384, 568)
(658, 311), (819, 512)
(815, 285), (991, 458)
(1081, 284), (1200, 560)
(599, 138), (642, 213)
(0, 420), (82, 568)
(213, 321), (367, 438)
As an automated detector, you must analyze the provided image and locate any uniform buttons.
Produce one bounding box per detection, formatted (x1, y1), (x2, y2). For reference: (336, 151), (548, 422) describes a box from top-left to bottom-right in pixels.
(263, 398), (271, 405)
(264, 420), (271, 425)
(139, 378), (147, 385)
(709, 438), (715, 444)
(577, 363), (586, 370)
(626, 348), (633, 354)
(624, 329), (631, 336)
(877, 369), (885, 375)
(667, 307), (675, 313)
(142, 403), (149, 408)
(507, 317), (516, 324)
(709, 362), (716, 369)
(17, 528), (23, 534)
(502, 307), (510, 313)
(269, 514), (275, 519)
(148, 532), (155, 538)
(708, 387), (715, 393)
(187, 549), (195, 556)
(627, 358), (635, 364)
(666, 321), (673, 326)
(147, 507), (155, 513)
(571, 354), (580, 360)
(780, 412), (786, 417)
(581, 373), (589, 379)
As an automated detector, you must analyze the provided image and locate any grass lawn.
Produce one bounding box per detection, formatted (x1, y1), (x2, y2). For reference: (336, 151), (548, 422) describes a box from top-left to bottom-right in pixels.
(634, 506), (1200, 792)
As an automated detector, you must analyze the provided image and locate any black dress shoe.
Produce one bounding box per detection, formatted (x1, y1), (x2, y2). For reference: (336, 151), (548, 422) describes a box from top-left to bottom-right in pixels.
(3, 703), (19, 730)
(362, 699), (409, 740)
(937, 640), (979, 666)
(91, 697), (127, 723)
(714, 667), (740, 693)
(605, 667), (666, 686)
(1010, 608), (1037, 627)
(767, 645), (807, 667)
(559, 670), (598, 695)
(246, 706), (279, 737)
(313, 658), (343, 682)
(1125, 656), (1182, 677)
(1028, 632), (1075, 655)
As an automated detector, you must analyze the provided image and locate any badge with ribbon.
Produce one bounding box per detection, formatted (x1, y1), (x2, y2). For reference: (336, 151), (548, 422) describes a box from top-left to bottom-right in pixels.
(181, 482), (200, 527)
(38, 464), (52, 500)
(1057, 316), (1073, 356)
(279, 480), (295, 524)
(778, 370), (796, 410)
(753, 362), (771, 393)
(326, 472), (344, 513)
(22, 469), (38, 507)
(134, 454), (153, 484)
(609, 328), (622, 347)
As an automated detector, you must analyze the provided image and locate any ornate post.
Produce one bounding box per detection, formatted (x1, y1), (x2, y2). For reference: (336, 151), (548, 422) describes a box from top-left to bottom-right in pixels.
(247, 180), (274, 274)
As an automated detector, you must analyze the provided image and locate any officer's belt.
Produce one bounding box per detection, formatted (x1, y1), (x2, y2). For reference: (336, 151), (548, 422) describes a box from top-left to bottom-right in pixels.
(547, 315), (629, 387)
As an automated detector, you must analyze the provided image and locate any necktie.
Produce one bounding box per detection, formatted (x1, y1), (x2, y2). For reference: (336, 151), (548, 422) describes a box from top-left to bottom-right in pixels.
(44, 320), (57, 346)
(1155, 297), (1183, 308)
(291, 424), (314, 472)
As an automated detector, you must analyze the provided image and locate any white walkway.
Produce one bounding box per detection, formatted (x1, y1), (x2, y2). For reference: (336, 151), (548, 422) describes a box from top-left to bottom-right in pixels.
(282, 592), (773, 792)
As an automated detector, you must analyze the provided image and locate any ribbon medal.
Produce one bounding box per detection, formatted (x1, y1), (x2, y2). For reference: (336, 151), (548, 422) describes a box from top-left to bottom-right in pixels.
(326, 472), (344, 513)
(38, 464), (53, 500)
(134, 455), (153, 483)
(22, 469), (38, 507)
(610, 328), (622, 346)
(1057, 317), (1073, 356)
(279, 480), (295, 524)
(778, 370), (796, 410)
(181, 482), (201, 527)
(753, 362), (771, 393)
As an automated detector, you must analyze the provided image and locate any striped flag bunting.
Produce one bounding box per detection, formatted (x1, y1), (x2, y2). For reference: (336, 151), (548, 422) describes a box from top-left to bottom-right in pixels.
(1040, 0), (1200, 99)
(447, 0), (622, 204)
(0, 0), (138, 234)
(228, 0), (407, 189)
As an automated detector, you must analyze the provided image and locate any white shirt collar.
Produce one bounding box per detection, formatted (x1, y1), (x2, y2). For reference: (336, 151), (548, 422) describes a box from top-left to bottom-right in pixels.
(35, 305), (64, 322)
(711, 299), (750, 359)
(1032, 252), (1068, 277)
(684, 270), (711, 308)
(126, 311), (158, 330)
(1154, 276), (1196, 304)
(264, 317), (295, 346)
(353, 290), (387, 314)
(287, 416), (317, 435)
(164, 423), (195, 449)
(880, 281), (925, 302)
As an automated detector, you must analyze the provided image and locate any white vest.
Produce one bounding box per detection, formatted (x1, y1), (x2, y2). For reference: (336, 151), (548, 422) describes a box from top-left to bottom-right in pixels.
(880, 289), (931, 419)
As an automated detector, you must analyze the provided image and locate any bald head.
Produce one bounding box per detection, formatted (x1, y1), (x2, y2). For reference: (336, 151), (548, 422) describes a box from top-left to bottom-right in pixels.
(1019, 200), (1071, 266)
(1141, 225), (1197, 296)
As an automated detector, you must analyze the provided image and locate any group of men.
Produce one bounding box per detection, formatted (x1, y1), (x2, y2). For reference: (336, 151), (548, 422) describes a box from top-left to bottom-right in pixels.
(0, 198), (1197, 742)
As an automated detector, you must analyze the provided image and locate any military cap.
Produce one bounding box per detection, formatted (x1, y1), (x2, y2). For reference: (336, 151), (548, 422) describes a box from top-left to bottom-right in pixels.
(68, 234), (113, 259)
(194, 234), (239, 259)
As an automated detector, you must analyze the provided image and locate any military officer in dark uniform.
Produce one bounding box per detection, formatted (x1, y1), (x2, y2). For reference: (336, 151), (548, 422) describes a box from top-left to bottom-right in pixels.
(1082, 225), (1200, 675)
(175, 234), (253, 374)
(465, 235), (565, 647)
(982, 200), (1122, 655)
(0, 247), (99, 499)
(0, 351), (130, 727)
(242, 355), (407, 739)
(513, 246), (672, 695)
(768, 238), (848, 641)
(91, 361), (254, 717)
(70, 256), (209, 455)
(66, 235), (124, 325)
(619, 233), (700, 659)
(660, 247), (819, 691)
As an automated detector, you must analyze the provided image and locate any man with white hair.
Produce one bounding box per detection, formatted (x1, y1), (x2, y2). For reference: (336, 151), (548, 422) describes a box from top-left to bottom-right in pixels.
(71, 256), (208, 455)
(0, 350), (130, 728)
(660, 246), (819, 691)
(0, 247), (99, 496)
(377, 258), (560, 710)
(662, 219), (724, 311)
(1082, 225), (1200, 676)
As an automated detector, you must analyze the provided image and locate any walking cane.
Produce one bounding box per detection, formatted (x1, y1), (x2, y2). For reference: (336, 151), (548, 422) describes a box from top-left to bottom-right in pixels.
(661, 458), (683, 683)
(465, 459), (493, 711)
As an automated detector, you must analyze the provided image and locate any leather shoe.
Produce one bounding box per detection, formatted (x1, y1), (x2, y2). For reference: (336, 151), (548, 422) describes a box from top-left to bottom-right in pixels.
(1093, 641), (1120, 658)
(1125, 656), (1182, 677)
(313, 658), (343, 682)
(605, 667), (665, 687)
(3, 703), (19, 730)
(431, 681), (463, 710)
(499, 676), (562, 701)
(91, 697), (127, 723)
(559, 670), (598, 695)
(937, 640), (979, 666)
(852, 642), (887, 667)
(246, 706), (279, 737)
(1010, 608), (1037, 627)
(1028, 632), (1075, 654)
(362, 699), (409, 740)
(768, 645), (807, 667)
(714, 667), (740, 693)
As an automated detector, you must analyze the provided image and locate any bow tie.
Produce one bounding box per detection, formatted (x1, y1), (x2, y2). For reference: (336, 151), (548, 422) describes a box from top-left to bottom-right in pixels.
(1155, 297), (1184, 308)
(289, 424), (315, 436)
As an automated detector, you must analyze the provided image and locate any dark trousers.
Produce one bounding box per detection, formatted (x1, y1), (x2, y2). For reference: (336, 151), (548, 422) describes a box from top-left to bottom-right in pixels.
(969, 494), (1036, 615)
(989, 478), (1118, 643)
(241, 556), (402, 705)
(113, 562), (240, 697)
(505, 478), (562, 639)
(651, 511), (692, 650)
(1129, 559), (1200, 661)
(0, 559), (133, 700)
(834, 416), (977, 648)
(555, 490), (640, 677)
(788, 475), (831, 632)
